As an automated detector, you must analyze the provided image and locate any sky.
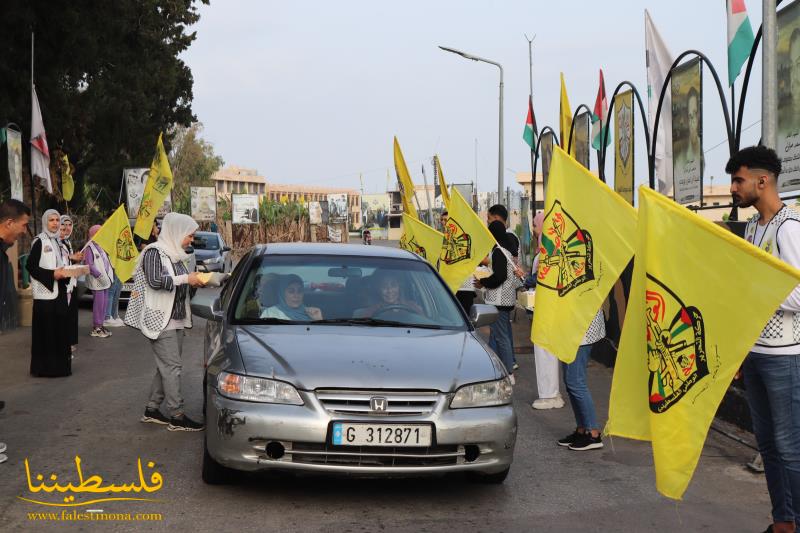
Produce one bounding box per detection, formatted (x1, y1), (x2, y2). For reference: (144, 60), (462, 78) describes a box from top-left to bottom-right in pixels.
(181, 0), (767, 196)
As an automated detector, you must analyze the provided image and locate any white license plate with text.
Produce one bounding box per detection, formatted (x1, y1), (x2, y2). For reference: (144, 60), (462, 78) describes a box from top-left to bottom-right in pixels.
(331, 423), (432, 447)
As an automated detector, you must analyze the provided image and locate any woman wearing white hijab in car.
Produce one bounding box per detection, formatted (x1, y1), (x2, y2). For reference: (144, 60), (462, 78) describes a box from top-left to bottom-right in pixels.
(125, 213), (207, 432)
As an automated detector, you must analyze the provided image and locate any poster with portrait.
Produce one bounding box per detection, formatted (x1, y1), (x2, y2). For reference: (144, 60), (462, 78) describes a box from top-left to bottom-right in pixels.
(6, 127), (23, 201)
(614, 90), (635, 205)
(124, 168), (172, 218)
(362, 193), (389, 228)
(671, 58), (703, 205)
(777, 0), (800, 191)
(190, 186), (217, 222)
(327, 193), (348, 223)
(320, 200), (330, 224)
(574, 112), (591, 169)
(327, 225), (342, 243)
(231, 193), (260, 224)
(540, 131), (555, 193)
(308, 201), (322, 224)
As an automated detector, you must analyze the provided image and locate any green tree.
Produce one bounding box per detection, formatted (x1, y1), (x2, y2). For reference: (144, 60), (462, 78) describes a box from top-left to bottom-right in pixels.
(0, 0), (208, 213)
(169, 122), (224, 214)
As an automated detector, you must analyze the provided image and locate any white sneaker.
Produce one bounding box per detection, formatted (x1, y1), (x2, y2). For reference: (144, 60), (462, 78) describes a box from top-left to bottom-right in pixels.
(90, 327), (109, 338)
(0, 443), (6, 454)
(508, 374), (516, 385)
(114, 317), (125, 327)
(103, 318), (124, 328)
(531, 396), (565, 410)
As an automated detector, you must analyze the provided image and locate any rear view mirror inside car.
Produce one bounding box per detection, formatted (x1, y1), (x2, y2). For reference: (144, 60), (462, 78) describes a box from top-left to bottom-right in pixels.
(328, 267), (362, 278)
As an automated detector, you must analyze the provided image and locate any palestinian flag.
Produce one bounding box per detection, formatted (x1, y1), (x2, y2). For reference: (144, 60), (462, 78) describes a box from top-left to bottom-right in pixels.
(523, 96), (537, 150)
(727, 0), (755, 87)
(591, 69), (610, 150)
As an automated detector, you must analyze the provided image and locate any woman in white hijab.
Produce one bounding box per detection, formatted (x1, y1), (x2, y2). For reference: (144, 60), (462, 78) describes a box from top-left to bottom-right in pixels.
(26, 209), (72, 377)
(59, 214), (83, 353)
(125, 213), (206, 431)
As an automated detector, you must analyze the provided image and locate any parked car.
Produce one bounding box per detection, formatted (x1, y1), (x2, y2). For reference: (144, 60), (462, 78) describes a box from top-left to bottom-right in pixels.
(193, 231), (232, 273)
(191, 243), (516, 485)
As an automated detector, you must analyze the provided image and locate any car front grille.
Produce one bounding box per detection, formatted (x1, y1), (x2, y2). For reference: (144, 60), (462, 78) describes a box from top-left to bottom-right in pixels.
(315, 390), (440, 416)
(286, 442), (462, 467)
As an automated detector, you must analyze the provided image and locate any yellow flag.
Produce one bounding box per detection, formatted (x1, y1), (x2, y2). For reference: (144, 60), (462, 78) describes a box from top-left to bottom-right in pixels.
(438, 187), (496, 292)
(606, 187), (800, 499)
(559, 73), (576, 158)
(60, 153), (74, 202)
(434, 154), (450, 210)
(134, 133), (173, 239)
(393, 137), (419, 220)
(400, 213), (443, 265)
(532, 145), (636, 363)
(93, 205), (140, 282)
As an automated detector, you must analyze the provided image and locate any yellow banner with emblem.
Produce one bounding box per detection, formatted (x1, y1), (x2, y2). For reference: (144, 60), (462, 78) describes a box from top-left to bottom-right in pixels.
(606, 186), (800, 499)
(393, 137), (419, 220)
(400, 213), (443, 265)
(532, 145), (637, 363)
(134, 133), (173, 239)
(434, 154), (450, 210)
(92, 204), (140, 282)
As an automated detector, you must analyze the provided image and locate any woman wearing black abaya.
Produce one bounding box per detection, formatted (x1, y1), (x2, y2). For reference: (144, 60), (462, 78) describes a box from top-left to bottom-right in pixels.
(26, 209), (72, 377)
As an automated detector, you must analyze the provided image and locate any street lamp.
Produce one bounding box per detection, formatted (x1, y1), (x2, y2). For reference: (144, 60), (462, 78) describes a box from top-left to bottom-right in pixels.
(439, 45), (504, 202)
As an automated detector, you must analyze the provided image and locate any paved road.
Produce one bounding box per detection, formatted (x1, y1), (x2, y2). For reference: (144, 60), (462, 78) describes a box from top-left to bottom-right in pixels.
(0, 305), (771, 532)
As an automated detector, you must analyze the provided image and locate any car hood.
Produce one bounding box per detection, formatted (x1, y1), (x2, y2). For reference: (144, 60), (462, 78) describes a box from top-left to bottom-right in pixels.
(234, 325), (504, 392)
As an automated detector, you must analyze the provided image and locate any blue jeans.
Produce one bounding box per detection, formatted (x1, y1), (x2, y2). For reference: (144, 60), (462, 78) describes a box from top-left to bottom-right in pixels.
(743, 352), (800, 525)
(105, 275), (122, 320)
(489, 307), (514, 373)
(561, 344), (599, 431)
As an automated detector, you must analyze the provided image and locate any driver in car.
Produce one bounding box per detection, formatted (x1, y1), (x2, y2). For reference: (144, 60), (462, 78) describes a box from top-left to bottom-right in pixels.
(355, 272), (422, 318)
(261, 274), (323, 321)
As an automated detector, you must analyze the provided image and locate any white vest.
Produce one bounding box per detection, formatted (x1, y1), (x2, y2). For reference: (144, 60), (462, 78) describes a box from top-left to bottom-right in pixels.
(745, 206), (800, 349)
(484, 246), (521, 307)
(83, 241), (112, 291)
(59, 239), (77, 294)
(124, 245), (192, 340)
(31, 233), (62, 300)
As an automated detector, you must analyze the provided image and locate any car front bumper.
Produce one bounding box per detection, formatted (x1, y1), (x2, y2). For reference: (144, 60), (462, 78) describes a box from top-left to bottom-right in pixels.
(206, 388), (517, 476)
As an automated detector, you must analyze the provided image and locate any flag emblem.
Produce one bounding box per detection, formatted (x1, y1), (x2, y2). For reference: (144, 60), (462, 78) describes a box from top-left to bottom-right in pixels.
(116, 227), (137, 262)
(399, 233), (426, 258)
(617, 100), (633, 166)
(646, 275), (708, 414)
(537, 200), (593, 295)
(441, 218), (471, 265)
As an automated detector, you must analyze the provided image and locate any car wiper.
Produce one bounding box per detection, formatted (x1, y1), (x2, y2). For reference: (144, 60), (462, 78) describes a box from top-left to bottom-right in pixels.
(237, 317), (304, 325)
(313, 317), (442, 329)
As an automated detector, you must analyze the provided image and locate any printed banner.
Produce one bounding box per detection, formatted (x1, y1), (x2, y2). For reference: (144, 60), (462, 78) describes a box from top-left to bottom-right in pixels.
(190, 186), (217, 222)
(671, 58), (703, 205)
(308, 201), (322, 224)
(327, 193), (348, 223)
(614, 90), (635, 205)
(777, 0), (800, 191)
(124, 168), (172, 219)
(574, 112), (591, 169)
(231, 194), (260, 224)
(540, 131), (555, 194)
(6, 128), (23, 201)
(363, 193), (390, 229)
(327, 225), (342, 243)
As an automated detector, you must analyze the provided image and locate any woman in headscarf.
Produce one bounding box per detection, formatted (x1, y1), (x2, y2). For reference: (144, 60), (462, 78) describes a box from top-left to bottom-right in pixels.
(59, 215), (83, 352)
(261, 274), (322, 321)
(83, 224), (114, 338)
(124, 213), (206, 432)
(26, 209), (72, 377)
(356, 271), (422, 318)
(529, 211), (565, 410)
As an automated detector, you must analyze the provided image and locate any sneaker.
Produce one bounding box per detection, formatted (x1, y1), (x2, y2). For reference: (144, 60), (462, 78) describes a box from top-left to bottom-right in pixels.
(114, 317), (126, 327)
(568, 432), (604, 451)
(140, 408), (170, 425)
(167, 414), (204, 432)
(512, 362), (520, 371)
(0, 443), (6, 454)
(532, 396), (566, 410)
(103, 319), (121, 328)
(508, 374), (516, 385)
(557, 430), (581, 447)
(90, 327), (109, 338)
(101, 327), (112, 336)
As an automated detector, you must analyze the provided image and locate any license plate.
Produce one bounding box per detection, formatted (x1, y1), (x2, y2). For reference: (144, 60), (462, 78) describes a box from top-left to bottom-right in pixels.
(122, 283), (134, 292)
(331, 423), (432, 447)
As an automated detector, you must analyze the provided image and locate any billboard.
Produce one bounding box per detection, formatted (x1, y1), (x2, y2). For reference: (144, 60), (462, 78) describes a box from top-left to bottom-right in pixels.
(124, 168), (172, 218)
(190, 186), (217, 222)
(574, 112), (591, 169)
(778, 0), (800, 191)
(362, 193), (389, 228)
(614, 90), (635, 205)
(231, 193), (260, 224)
(308, 201), (323, 224)
(327, 193), (348, 223)
(540, 131), (555, 193)
(671, 58), (703, 205)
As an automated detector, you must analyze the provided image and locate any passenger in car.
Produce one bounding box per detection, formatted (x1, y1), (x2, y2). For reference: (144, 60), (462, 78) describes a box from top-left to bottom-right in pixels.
(261, 274), (322, 321)
(355, 271), (423, 318)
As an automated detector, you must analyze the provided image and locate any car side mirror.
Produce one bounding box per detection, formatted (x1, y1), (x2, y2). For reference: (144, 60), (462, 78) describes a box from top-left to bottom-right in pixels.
(470, 304), (498, 328)
(222, 246), (231, 252)
(191, 290), (223, 321)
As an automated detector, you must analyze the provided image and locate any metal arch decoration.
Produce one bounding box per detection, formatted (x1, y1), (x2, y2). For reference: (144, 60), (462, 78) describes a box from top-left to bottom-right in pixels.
(650, 49), (735, 206)
(531, 125), (559, 211)
(567, 103), (593, 160)
(598, 81), (653, 189)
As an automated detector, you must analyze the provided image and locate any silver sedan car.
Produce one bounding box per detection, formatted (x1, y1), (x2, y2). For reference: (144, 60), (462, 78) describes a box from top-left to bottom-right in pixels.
(192, 243), (516, 484)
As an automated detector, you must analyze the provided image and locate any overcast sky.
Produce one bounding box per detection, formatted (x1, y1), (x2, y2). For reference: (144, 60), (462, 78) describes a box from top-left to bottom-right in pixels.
(182, 0), (766, 195)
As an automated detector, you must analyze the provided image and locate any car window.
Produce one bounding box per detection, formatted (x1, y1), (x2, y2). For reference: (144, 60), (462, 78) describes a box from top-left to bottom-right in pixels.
(222, 250), (251, 309)
(193, 234), (220, 250)
(232, 255), (466, 329)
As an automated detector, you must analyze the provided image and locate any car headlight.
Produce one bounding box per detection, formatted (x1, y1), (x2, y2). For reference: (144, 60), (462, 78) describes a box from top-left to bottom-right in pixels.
(216, 371), (303, 405)
(450, 377), (513, 409)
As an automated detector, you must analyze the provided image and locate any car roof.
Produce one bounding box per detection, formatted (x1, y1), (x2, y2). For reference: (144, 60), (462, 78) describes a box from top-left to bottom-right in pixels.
(194, 231), (219, 236)
(254, 243), (423, 260)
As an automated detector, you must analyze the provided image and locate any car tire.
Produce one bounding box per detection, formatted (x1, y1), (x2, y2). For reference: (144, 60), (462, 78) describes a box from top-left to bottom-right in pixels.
(202, 436), (239, 485)
(469, 467), (510, 484)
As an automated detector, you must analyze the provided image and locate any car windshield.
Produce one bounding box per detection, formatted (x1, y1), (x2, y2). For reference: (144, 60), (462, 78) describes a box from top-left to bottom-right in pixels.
(233, 255), (467, 329)
(193, 234), (220, 250)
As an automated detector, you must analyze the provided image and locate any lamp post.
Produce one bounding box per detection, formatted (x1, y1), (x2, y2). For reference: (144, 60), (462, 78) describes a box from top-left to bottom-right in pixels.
(439, 46), (504, 201)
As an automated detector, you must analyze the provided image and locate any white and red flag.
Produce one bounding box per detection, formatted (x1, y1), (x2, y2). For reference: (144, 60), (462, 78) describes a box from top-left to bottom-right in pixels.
(31, 85), (52, 193)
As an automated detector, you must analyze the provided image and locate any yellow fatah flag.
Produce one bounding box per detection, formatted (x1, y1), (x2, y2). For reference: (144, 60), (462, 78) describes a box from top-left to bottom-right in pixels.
(393, 137), (419, 220)
(559, 73), (576, 158)
(134, 133), (173, 239)
(400, 213), (444, 265)
(434, 154), (450, 210)
(93, 204), (140, 282)
(60, 153), (74, 202)
(606, 187), (800, 500)
(438, 187), (496, 292)
(532, 146), (636, 363)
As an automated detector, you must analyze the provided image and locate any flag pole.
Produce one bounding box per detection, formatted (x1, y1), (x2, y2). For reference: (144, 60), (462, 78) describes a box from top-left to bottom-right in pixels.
(526, 34), (537, 215)
(30, 31), (38, 234)
(420, 164), (433, 225)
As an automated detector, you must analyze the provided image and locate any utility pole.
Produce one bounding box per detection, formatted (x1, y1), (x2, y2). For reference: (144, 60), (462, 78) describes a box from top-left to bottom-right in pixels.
(763, 0), (777, 150)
